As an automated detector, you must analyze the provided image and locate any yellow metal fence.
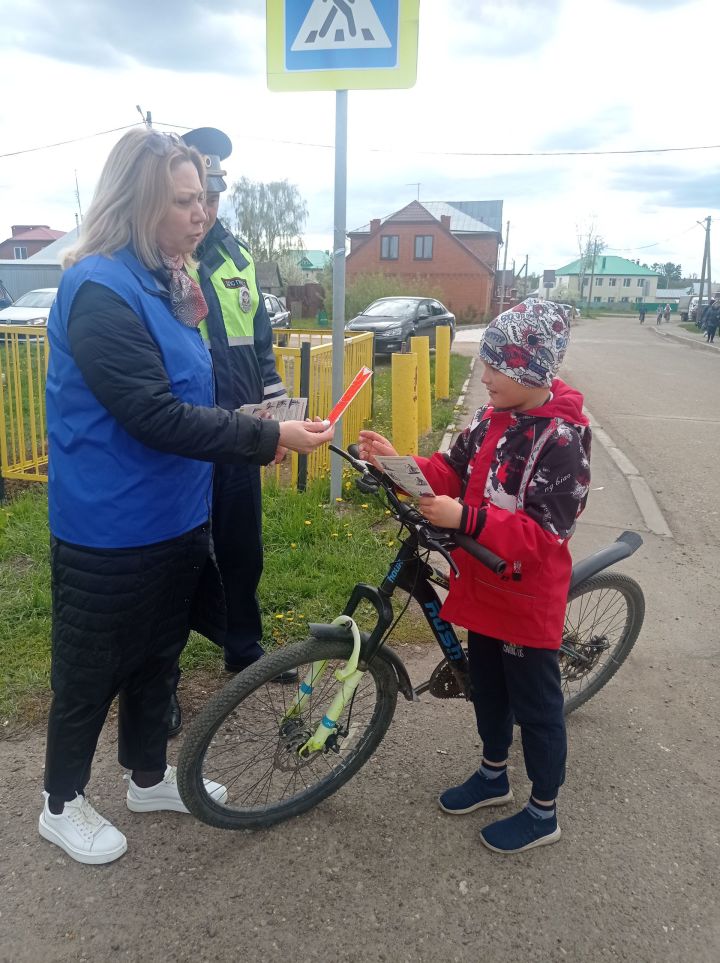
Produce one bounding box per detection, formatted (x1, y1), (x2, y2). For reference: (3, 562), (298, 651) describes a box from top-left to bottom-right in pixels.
(0, 326), (373, 492)
(0, 326), (49, 485)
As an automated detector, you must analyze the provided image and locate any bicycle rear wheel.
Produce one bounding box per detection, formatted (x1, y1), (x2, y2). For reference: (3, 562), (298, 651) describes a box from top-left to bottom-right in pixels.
(177, 638), (399, 829)
(561, 573), (644, 715)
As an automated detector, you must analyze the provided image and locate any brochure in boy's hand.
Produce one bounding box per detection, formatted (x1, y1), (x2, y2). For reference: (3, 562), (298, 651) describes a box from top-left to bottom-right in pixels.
(374, 456), (435, 498)
(238, 397), (308, 422)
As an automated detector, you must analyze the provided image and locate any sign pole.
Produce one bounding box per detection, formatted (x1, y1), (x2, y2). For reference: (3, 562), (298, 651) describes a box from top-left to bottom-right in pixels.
(330, 88), (348, 504)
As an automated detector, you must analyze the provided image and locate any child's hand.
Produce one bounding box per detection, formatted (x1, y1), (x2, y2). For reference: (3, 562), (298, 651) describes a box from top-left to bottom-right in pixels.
(418, 495), (463, 530)
(358, 430), (397, 468)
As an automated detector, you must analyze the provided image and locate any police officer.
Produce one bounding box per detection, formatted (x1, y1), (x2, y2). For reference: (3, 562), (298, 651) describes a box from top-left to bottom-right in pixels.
(170, 127), (293, 734)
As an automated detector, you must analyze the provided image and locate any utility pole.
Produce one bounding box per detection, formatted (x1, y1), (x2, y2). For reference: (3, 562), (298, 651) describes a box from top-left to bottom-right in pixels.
(406, 183), (421, 200)
(586, 239), (599, 307)
(74, 170), (83, 223)
(497, 221), (510, 317)
(523, 254), (529, 296)
(697, 216), (711, 324)
(136, 105), (153, 128)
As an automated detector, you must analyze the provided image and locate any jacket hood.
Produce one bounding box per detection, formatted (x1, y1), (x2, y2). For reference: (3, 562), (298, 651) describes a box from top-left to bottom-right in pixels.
(515, 378), (588, 427)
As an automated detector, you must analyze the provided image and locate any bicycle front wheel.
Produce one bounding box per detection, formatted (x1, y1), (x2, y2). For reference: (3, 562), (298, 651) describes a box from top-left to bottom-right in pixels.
(177, 638), (399, 830)
(561, 573), (644, 715)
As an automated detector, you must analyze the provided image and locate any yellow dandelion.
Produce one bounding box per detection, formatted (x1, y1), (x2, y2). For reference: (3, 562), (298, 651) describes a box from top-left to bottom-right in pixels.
(361, 504), (369, 509)
(385, 510), (392, 516)
(387, 541), (395, 547)
(275, 614), (284, 620)
(304, 520), (312, 526)
(344, 482), (352, 490)
(336, 497), (344, 503)
(331, 532), (339, 538)
(347, 532), (353, 538)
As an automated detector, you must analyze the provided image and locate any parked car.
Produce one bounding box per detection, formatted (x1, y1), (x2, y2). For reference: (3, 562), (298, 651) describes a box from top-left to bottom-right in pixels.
(345, 297), (456, 354)
(263, 293), (292, 329)
(0, 280), (12, 311)
(0, 287), (57, 329)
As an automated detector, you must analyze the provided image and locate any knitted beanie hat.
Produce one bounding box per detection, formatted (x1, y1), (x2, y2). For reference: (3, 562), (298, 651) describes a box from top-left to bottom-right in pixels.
(479, 298), (570, 388)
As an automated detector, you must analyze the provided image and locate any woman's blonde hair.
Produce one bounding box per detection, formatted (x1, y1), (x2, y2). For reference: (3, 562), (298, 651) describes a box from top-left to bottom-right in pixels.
(64, 129), (205, 270)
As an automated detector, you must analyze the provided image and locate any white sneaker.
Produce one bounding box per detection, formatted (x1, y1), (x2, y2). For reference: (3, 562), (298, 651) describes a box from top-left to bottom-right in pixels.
(39, 792), (127, 865)
(125, 765), (227, 813)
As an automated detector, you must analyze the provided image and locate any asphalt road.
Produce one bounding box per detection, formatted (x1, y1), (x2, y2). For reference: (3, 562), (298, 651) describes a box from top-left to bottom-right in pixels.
(1, 317), (718, 963)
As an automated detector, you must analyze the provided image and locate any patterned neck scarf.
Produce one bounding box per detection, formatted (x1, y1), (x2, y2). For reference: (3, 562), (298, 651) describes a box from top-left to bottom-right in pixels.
(160, 252), (208, 328)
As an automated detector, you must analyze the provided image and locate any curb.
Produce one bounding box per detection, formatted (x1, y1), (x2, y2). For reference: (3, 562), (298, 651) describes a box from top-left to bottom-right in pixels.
(439, 357), (476, 453)
(649, 326), (719, 354)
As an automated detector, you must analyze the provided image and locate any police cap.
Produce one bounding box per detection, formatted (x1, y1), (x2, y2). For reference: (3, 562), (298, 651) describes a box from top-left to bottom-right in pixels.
(181, 127), (232, 193)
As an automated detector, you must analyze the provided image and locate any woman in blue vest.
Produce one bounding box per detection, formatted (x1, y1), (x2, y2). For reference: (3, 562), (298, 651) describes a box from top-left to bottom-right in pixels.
(39, 128), (333, 865)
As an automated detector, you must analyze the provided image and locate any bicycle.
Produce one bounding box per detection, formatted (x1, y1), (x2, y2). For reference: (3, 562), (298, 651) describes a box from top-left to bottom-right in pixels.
(178, 445), (645, 830)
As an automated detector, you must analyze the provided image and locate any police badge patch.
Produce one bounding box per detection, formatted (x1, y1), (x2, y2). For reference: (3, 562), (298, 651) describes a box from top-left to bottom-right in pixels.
(222, 276), (252, 313)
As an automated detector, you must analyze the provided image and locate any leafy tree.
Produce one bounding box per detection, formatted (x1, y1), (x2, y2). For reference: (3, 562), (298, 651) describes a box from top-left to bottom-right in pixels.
(651, 262), (683, 288)
(224, 178), (308, 260)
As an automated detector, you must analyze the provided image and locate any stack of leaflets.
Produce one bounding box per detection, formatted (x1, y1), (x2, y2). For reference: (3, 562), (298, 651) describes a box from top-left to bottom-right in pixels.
(238, 397), (308, 422)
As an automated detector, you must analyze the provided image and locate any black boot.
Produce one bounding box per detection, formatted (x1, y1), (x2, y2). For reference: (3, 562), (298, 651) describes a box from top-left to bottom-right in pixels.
(168, 691), (183, 738)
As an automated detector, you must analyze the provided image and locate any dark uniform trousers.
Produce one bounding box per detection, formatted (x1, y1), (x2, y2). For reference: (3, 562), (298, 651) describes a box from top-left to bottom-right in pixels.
(211, 461), (265, 666)
(44, 524), (211, 800)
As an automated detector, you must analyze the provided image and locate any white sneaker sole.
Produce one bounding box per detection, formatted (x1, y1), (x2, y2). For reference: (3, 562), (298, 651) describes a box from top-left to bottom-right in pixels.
(438, 788), (514, 815)
(480, 824), (562, 854)
(126, 785), (228, 813)
(38, 812), (127, 865)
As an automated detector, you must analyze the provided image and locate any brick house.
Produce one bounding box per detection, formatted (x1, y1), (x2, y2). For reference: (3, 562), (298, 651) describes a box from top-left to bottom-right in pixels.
(0, 225), (66, 260)
(346, 200), (502, 321)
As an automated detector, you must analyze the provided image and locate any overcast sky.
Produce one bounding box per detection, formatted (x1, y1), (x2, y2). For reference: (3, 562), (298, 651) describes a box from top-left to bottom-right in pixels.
(1, 0), (718, 276)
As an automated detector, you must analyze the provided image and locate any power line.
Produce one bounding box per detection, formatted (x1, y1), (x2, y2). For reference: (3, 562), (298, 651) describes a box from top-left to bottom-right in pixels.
(605, 223), (700, 253)
(3, 119), (720, 161)
(0, 124), (140, 159)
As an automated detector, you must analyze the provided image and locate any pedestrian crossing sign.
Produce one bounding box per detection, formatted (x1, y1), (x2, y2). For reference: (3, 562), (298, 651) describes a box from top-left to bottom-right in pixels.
(267, 0), (419, 91)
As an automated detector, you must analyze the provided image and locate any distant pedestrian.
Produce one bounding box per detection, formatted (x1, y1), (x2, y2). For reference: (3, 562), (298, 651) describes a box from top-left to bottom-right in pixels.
(704, 300), (719, 343)
(656, 306), (662, 325)
(639, 307), (646, 324)
(663, 303), (671, 323)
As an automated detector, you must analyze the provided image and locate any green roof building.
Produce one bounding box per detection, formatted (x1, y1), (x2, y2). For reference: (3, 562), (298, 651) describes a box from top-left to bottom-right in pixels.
(553, 254), (660, 305)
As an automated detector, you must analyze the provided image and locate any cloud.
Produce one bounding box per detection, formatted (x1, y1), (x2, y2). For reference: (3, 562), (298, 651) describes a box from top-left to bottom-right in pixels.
(537, 107), (633, 152)
(444, 0), (564, 56)
(612, 164), (720, 208)
(614, 0), (692, 8)
(0, 0), (264, 73)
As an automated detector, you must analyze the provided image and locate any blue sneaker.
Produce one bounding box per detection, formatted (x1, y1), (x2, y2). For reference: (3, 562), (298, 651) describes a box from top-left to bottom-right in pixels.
(438, 769), (513, 815)
(480, 806), (561, 854)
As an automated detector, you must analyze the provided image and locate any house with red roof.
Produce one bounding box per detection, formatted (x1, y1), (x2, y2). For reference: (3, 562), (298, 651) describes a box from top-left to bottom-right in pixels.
(346, 200), (503, 321)
(0, 225), (67, 261)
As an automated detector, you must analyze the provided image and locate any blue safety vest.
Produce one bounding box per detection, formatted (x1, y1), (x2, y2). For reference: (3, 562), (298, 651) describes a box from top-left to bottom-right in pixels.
(46, 247), (214, 548)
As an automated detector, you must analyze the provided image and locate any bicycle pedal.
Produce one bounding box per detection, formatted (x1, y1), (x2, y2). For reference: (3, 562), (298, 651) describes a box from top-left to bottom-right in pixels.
(427, 660), (470, 700)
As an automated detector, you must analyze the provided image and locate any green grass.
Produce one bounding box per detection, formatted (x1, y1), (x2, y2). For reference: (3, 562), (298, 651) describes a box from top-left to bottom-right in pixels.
(0, 351), (471, 725)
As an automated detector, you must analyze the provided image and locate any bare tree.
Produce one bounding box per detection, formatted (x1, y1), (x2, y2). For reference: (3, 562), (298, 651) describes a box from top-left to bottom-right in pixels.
(224, 178), (308, 260)
(576, 221), (606, 301)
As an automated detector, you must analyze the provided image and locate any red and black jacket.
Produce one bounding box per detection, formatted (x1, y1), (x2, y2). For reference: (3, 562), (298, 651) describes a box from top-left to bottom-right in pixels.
(416, 379), (591, 649)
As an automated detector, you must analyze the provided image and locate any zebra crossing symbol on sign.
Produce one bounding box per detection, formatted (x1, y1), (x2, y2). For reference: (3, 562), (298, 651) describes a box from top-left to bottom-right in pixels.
(267, 0), (418, 91)
(291, 0), (392, 52)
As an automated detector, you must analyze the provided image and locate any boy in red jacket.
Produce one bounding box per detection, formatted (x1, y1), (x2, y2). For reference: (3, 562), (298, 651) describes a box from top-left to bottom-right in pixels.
(359, 299), (591, 854)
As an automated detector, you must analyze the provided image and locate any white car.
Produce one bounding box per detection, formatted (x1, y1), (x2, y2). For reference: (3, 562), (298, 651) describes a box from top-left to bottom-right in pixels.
(0, 287), (57, 328)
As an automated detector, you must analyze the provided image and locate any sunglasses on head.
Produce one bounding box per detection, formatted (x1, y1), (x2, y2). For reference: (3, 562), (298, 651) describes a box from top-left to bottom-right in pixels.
(145, 131), (182, 156)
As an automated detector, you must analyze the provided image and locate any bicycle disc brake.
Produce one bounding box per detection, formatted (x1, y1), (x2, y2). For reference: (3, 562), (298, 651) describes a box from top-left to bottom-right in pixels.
(427, 659), (471, 699)
(560, 634), (609, 681)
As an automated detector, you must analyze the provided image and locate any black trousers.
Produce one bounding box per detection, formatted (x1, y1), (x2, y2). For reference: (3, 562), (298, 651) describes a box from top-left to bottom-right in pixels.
(468, 632), (567, 800)
(44, 525), (211, 801)
(210, 462), (264, 666)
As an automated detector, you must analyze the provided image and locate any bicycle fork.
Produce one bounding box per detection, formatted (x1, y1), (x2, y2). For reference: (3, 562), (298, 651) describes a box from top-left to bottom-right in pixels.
(283, 615), (365, 757)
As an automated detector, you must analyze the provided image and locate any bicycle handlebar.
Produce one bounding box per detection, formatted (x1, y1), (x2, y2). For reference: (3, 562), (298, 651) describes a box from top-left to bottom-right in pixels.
(331, 444), (507, 576)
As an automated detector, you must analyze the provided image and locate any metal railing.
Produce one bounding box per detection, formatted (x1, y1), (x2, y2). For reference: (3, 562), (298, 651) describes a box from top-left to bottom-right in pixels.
(0, 326), (49, 491)
(0, 326), (373, 495)
(269, 330), (374, 488)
